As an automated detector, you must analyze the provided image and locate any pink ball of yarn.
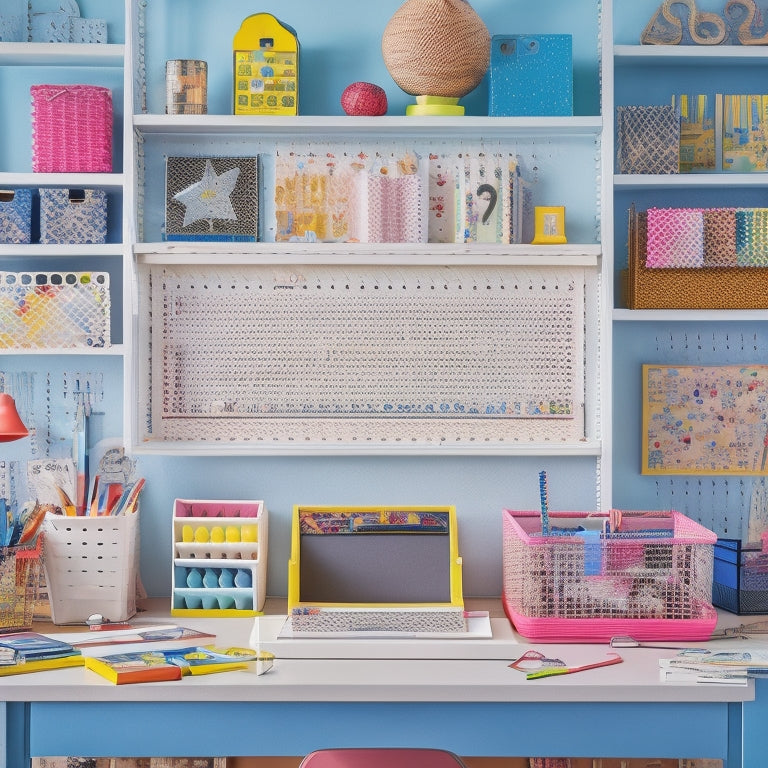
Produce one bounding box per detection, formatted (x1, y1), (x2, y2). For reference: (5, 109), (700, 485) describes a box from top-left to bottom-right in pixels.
(341, 82), (388, 116)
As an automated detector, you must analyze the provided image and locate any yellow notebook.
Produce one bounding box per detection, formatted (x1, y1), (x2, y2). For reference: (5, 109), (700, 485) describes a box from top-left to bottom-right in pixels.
(0, 654), (84, 676)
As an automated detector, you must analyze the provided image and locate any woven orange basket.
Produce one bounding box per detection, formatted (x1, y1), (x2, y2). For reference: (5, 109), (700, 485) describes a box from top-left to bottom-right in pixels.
(31, 84), (113, 173)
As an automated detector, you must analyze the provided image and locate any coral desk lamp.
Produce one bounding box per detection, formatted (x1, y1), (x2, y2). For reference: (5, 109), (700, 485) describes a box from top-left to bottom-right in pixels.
(0, 393), (28, 442)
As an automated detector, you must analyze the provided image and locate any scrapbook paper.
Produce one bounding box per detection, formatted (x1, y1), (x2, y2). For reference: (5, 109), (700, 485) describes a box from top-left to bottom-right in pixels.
(616, 105), (680, 174)
(165, 156), (259, 241)
(736, 207), (768, 265)
(723, 94), (768, 172)
(646, 207), (704, 268)
(703, 208), (737, 266)
(672, 93), (717, 173)
(274, 151), (365, 243)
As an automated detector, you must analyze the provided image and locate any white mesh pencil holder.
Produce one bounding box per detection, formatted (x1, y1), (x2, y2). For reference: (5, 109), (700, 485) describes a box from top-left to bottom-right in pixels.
(42, 513), (139, 624)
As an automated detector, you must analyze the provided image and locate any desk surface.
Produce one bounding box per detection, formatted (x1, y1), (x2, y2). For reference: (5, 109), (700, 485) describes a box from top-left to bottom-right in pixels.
(0, 598), (756, 704)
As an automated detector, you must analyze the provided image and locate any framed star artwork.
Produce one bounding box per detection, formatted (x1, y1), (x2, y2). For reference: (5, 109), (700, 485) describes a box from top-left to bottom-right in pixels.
(165, 155), (259, 241)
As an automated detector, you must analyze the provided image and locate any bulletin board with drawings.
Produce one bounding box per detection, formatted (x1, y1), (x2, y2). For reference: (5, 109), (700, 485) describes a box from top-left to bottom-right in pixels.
(643, 364), (768, 475)
(136, 262), (595, 451)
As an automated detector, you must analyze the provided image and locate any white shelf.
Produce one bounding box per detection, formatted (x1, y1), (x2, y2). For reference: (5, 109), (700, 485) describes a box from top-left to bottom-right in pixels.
(135, 242), (602, 266)
(0, 244), (123, 257)
(0, 172), (125, 188)
(133, 440), (602, 458)
(0, 42), (124, 67)
(0, 345), (125, 356)
(614, 44), (768, 65)
(614, 308), (768, 321)
(133, 114), (603, 138)
(614, 173), (768, 189)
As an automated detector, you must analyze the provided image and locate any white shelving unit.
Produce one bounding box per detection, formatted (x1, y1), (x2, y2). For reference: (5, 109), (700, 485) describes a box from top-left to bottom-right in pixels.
(610, 1), (768, 532)
(127, 0), (608, 470)
(0, 3), (129, 358)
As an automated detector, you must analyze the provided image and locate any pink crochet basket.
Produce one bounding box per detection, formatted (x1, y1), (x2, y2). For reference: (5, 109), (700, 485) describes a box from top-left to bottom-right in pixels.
(31, 85), (113, 173)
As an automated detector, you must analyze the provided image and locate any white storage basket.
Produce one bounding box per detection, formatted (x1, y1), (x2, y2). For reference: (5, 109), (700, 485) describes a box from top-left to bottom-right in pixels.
(42, 513), (139, 624)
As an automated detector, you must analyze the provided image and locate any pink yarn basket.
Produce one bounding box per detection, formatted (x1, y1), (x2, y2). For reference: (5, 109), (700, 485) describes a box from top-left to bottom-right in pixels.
(31, 85), (113, 173)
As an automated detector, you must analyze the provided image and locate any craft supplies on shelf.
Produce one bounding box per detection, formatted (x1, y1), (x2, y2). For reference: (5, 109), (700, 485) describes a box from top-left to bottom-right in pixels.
(0, 271), (110, 349)
(171, 499), (268, 617)
(0, 534), (43, 633)
(713, 537), (768, 615)
(166, 60), (208, 115)
(0, 189), (33, 244)
(616, 105), (680, 174)
(502, 508), (718, 642)
(39, 188), (108, 245)
(31, 84), (113, 173)
(623, 204), (768, 309)
(42, 512), (140, 624)
(165, 156), (259, 241)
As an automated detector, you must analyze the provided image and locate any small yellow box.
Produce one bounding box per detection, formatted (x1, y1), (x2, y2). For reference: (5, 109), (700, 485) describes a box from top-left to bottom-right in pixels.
(288, 505), (465, 633)
(233, 13), (299, 116)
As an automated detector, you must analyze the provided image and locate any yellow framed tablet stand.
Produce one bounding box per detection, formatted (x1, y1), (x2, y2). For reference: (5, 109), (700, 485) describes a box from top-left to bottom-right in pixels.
(288, 505), (465, 633)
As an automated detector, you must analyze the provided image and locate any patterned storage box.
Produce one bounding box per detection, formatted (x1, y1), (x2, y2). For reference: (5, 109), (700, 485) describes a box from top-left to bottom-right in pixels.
(489, 34), (573, 117)
(69, 17), (107, 44)
(165, 156), (259, 241)
(28, 0), (106, 43)
(0, 271), (110, 349)
(713, 537), (768, 615)
(39, 188), (107, 244)
(0, 0), (26, 42)
(616, 105), (680, 175)
(31, 85), (113, 173)
(502, 509), (718, 642)
(0, 189), (33, 244)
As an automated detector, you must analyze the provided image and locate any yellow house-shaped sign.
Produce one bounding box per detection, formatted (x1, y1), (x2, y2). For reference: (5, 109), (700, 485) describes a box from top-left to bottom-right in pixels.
(233, 13), (299, 116)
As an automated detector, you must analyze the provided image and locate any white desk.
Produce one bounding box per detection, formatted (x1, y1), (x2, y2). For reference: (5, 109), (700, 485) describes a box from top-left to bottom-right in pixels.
(1, 600), (761, 765)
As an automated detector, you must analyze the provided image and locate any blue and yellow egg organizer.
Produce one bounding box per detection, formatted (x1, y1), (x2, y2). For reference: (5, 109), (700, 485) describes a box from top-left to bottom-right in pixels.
(288, 505), (464, 633)
(171, 498), (268, 617)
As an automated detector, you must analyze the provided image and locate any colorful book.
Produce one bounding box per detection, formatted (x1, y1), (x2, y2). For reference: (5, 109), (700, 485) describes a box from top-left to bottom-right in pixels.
(65, 624), (216, 650)
(672, 93), (716, 173)
(0, 631), (81, 665)
(0, 654), (85, 677)
(83, 645), (267, 684)
(722, 94), (768, 172)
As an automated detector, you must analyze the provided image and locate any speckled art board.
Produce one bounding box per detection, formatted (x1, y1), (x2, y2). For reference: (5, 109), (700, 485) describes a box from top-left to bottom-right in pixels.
(643, 364), (768, 475)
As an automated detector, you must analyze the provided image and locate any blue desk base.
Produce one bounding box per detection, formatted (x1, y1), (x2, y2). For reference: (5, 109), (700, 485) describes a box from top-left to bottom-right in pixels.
(11, 701), (738, 763)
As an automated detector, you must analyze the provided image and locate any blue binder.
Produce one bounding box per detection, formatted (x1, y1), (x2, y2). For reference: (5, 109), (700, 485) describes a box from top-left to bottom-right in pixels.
(489, 34), (573, 117)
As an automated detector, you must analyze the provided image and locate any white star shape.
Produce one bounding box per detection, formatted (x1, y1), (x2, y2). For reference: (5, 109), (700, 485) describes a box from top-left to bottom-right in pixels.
(174, 160), (241, 228)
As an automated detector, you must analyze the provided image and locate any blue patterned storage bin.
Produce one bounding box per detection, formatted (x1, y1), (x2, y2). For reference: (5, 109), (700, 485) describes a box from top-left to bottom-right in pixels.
(489, 34), (573, 117)
(0, 189), (33, 244)
(39, 188), (107, 244)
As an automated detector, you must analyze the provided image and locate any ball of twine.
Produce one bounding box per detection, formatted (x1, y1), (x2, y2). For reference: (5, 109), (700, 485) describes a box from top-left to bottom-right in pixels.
(381, 0), (490, 98)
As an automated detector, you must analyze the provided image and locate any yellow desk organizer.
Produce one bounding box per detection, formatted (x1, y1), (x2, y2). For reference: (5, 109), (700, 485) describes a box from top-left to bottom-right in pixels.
(233, 13), (299, 116)
(288, 505), (465, 633)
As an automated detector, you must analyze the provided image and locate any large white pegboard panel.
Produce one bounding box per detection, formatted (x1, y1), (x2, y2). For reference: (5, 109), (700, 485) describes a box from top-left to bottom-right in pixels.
(137, 263), (593, 451)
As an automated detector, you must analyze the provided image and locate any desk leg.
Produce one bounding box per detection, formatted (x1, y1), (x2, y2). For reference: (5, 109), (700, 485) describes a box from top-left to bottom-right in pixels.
(4, 702), (29, 768)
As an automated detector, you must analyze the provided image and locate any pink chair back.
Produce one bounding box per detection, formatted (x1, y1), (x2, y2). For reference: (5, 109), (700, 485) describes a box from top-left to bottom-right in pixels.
(299, 748), (468, 768)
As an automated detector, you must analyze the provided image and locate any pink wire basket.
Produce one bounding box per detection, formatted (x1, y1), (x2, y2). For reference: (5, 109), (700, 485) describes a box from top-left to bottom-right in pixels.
(31, 84), (113, 173)
(502, 509), (718, 642)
